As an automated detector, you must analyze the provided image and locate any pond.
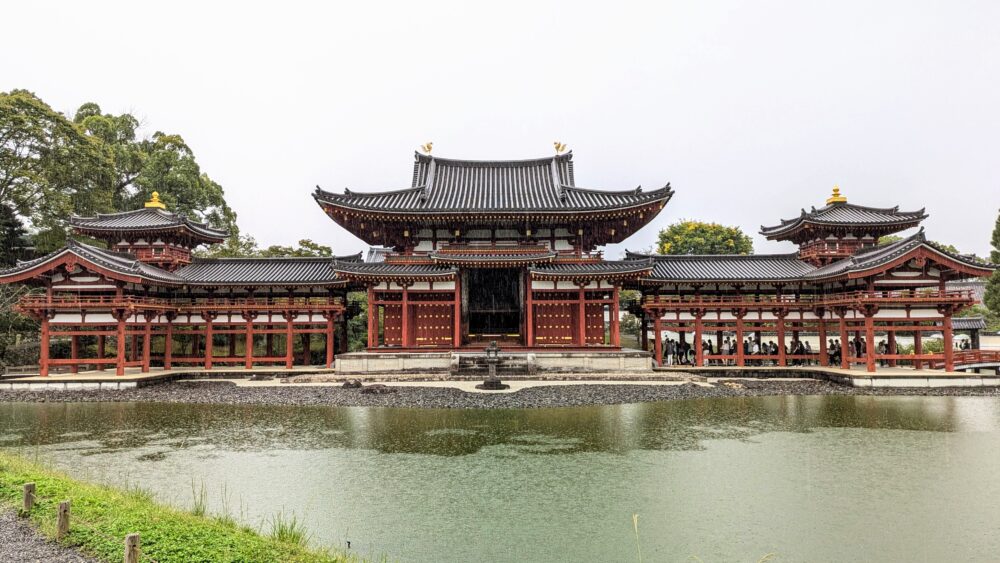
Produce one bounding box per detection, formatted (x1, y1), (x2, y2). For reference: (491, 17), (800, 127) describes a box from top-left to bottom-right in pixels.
(2, 395), (1000, 562)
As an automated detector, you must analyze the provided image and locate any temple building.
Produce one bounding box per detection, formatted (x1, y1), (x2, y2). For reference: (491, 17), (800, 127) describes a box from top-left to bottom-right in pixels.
(0, 193), (353, 376)
(313, 150), (671, 372)
(631, 188), (995, 372)
(0, 149), (995, 377)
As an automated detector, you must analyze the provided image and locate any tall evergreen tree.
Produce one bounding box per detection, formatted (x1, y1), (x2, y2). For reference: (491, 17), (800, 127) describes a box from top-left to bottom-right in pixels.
(984, 208), (1000, 314)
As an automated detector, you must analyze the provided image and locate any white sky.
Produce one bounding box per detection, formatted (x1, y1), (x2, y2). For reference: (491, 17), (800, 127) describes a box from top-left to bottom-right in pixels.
(3, 0), (998, 258)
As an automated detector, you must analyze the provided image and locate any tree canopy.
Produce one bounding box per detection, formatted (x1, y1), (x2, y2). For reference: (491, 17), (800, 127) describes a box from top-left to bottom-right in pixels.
(657, 220), (753, 255)
(985, 208), (1000, 315)
(0, 90), (238, 252)
(197, 237), (334, 259)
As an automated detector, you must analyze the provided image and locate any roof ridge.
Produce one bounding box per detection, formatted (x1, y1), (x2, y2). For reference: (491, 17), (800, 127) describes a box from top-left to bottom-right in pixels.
(646, 252), (801, 261)
(413, 151), (571, 167)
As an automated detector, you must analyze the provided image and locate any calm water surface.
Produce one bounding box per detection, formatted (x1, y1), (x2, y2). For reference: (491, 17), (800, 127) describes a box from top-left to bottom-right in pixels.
(3, 395), (1000, 562)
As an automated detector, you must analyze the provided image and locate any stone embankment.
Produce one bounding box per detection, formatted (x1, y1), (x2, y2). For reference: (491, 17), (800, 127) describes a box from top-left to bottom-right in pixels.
(2, 379), (999, 409)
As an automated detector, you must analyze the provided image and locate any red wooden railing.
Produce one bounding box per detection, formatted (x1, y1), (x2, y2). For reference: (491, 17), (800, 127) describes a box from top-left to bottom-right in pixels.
(928, 350), (1000, 369)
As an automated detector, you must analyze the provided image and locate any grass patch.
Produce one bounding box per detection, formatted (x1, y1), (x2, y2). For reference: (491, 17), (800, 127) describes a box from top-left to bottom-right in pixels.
(0, 451), (359, 562)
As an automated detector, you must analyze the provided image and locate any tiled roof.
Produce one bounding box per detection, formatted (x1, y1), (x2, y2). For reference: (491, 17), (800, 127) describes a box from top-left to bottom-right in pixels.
(632, 231), (994, 284)
(314, 151), (673, 214)
(330, 260), (458, 278)
(627, 251), (815, 282)
(176, 253), (361, 286)
(0, 240), (183, 284)
(804, 230), (994, 279)
(430, 251), (557, 265)
(761, 201), (926, 239)
(947, 279), (987, 303)
(366, 246), (392, 263)
(71, 208), (229, 242)
(529, 260), (654, 277)
(953, 316), (986, 331)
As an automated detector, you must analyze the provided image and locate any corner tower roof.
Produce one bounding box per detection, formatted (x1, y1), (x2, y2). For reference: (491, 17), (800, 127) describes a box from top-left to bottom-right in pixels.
(760, 187), (926, 242)
(70, 207), (229, 246)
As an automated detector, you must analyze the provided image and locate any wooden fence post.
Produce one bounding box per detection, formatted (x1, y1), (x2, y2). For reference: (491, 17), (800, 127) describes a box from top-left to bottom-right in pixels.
(22, 483), (35, 513)
(124, 533), (141, 563)
(57, 500), (70, 540)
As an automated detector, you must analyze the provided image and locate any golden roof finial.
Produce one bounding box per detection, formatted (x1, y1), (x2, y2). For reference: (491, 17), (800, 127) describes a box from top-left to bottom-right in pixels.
(420, 142), (433, 154)
(826, 185), (847, 204)
(553, 141), (567, 154)
(144, 191), (166, 209)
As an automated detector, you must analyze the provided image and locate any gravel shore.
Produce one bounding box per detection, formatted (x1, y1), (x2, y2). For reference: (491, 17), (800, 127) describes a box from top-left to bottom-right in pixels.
(2, 379), (1000, 409)
(0, 511), (95, 563)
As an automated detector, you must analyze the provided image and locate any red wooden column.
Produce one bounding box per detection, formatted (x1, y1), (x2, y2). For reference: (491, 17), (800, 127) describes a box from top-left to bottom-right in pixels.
(401, 284), (410, 348)
(577, 285), (586, 347)
(39, 316), (50, 377)
(694, 311), (704, 367)
(70, 335), (79, 374)
(367, 286), (376, 349)
(454, 275), (462, 348)
(943, 313), (954, 372)
(839, 314), (849, 370)
(97, 335), (105, 371)
(115, 313), (127, 376)
(325, 314), (335, 368)
(776, 312), (787, 367)
(141, 315), (152, 373)
(204, 314), (214, 370)
(914, 329), (923, 370)
(163, 316), (173, 370)
(244, 314), (255, 369)
(524, 276), (534, 347)
(864, 312), (876, 372)
(285, 314), (294, 369)
(610, 285), (620, 347)
(818, 314), (828, 366)
(653, 314), (663, 366)
(735, 313), (745, 367)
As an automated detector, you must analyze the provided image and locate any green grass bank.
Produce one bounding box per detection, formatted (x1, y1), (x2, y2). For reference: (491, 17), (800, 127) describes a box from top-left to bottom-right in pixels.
(0, 451), (360, 562)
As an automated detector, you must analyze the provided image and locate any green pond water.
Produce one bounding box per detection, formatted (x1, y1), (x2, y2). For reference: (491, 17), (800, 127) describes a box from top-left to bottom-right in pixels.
(2, 395), (1000, 562)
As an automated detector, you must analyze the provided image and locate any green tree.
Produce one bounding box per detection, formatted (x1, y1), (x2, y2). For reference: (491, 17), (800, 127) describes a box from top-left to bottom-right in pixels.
(985, 208), (1000, 314)
(197, 238), (335, 259)
(258, 239), (333, 257)
(0, 204), (27, 267)
(0, 90), (113, 242)
(657, 220), (753, 255)
(73, 104), (238, 237)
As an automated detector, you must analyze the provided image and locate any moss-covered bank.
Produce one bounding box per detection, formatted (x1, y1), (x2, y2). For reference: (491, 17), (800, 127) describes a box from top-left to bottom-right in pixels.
(0, 452), (359, 562)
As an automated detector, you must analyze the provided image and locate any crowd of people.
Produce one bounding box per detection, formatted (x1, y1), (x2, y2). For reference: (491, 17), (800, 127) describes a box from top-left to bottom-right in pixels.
(656, 332), (976, 367)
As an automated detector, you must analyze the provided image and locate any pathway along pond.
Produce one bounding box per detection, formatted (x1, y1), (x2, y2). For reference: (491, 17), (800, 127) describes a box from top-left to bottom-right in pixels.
(3, 395), (1000, 562)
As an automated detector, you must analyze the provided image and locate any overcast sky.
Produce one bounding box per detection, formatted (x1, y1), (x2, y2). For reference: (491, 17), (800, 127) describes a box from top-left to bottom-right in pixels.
(3, 1), (998, 258)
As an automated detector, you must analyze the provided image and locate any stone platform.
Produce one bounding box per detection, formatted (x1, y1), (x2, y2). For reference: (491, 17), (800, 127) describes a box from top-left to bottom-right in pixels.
(334, 349), (653, 375)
